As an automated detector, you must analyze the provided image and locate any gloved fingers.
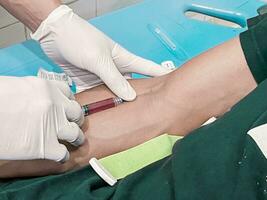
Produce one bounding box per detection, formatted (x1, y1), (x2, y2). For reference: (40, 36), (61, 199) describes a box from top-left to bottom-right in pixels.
(112, 44), (172, 77)
(45, 143), (70, 163)
(50, 80), (75, 100)
(95, 59), (137, 101)
(64, 100), (84, 127)
(58, 122), (85, 147)
(127, 56), (173, 76)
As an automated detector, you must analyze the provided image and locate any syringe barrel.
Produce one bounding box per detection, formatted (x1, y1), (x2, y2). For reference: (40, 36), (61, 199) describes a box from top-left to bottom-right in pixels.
(82, 97), (124, 116)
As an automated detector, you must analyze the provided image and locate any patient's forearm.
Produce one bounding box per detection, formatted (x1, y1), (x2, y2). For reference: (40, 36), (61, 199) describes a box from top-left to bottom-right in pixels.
(63, 37), (257, 171)
(62, 37), (257, 171)
(160, 37), (257, 133)
(61, 77), (168, 171)
(166, 37), (256, 116)
(80, 37), (257, 141)
(0, 37), (257, 178)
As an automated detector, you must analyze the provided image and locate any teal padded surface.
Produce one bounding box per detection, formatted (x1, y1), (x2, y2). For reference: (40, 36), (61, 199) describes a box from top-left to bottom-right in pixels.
(0, 0), (265, 82)
(91, 0), (264, 78)
(90, 0), (265, 78)
(0, 40), (62, 76)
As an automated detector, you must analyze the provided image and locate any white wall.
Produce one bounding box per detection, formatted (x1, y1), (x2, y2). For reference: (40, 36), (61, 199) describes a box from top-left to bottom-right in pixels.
(0, 0), (143, 48)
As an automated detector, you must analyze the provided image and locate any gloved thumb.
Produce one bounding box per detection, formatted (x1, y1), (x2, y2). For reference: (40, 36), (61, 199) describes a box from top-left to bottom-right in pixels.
(96, 58), (136, 101)
(112, 44), (172, 76)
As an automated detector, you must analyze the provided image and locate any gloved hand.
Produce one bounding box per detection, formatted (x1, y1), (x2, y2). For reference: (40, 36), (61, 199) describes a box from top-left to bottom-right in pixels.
(31, 5), (171, 101)
(0, 76), (84, 162)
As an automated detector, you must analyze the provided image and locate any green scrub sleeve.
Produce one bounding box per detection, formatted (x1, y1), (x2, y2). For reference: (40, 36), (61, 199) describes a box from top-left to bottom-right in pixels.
(240, 14), (267, 84)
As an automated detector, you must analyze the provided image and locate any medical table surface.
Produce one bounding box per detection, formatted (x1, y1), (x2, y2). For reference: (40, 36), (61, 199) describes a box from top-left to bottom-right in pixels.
(0, 0), (266, 199)
(0, 0), (265, 82)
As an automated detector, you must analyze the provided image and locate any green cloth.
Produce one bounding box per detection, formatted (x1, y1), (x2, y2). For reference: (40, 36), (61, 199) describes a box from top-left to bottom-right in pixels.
(1, 78), (267, 199)
(240, 13), (267, 84)
(100, 134), (182, 179)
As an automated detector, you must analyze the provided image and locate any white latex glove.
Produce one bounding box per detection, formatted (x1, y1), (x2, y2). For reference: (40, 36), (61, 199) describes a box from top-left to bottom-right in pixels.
(0, 76), (84, 162)
(31, 5), (171, 101)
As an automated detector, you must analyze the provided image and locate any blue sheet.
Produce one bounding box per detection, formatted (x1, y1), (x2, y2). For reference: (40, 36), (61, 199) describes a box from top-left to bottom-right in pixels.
(91, 0), (265, 69)
(0, 0), (265, 85)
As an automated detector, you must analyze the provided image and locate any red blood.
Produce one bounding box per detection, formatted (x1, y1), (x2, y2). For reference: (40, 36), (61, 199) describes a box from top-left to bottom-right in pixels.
(88, 98), (116, 114)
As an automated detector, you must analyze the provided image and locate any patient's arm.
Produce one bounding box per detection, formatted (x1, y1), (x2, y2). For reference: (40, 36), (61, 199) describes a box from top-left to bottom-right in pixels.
(0, 37), (257, 178)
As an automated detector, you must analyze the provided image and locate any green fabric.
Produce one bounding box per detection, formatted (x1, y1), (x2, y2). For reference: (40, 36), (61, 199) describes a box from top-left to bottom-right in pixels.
(247, 13), (267, 27)
(1, 79), (267, 199)
(240, 14), (267, 84)
(100, 134), (182, 179)
(257, 5), (267, 16)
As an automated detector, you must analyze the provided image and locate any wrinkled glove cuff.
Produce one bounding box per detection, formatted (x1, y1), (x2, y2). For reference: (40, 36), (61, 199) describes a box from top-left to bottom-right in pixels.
(31, 5), (73, 41)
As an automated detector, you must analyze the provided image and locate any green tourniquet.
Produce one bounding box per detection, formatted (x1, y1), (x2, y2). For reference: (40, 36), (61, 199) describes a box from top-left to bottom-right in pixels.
(100, 134), (182, 179)
(240, 14), (267, 84)
(1, 79), (267, 200)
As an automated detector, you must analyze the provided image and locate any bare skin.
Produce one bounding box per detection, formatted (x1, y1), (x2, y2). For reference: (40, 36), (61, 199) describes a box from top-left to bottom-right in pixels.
(0, 37), (257, 178)
(0, 0), (60, 32)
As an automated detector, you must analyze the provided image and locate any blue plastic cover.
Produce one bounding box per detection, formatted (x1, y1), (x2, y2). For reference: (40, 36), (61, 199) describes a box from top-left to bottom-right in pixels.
(0, 0), (265, 83)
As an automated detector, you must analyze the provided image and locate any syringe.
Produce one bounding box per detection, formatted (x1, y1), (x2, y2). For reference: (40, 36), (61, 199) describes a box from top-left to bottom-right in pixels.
(82, 97), (124, 116)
